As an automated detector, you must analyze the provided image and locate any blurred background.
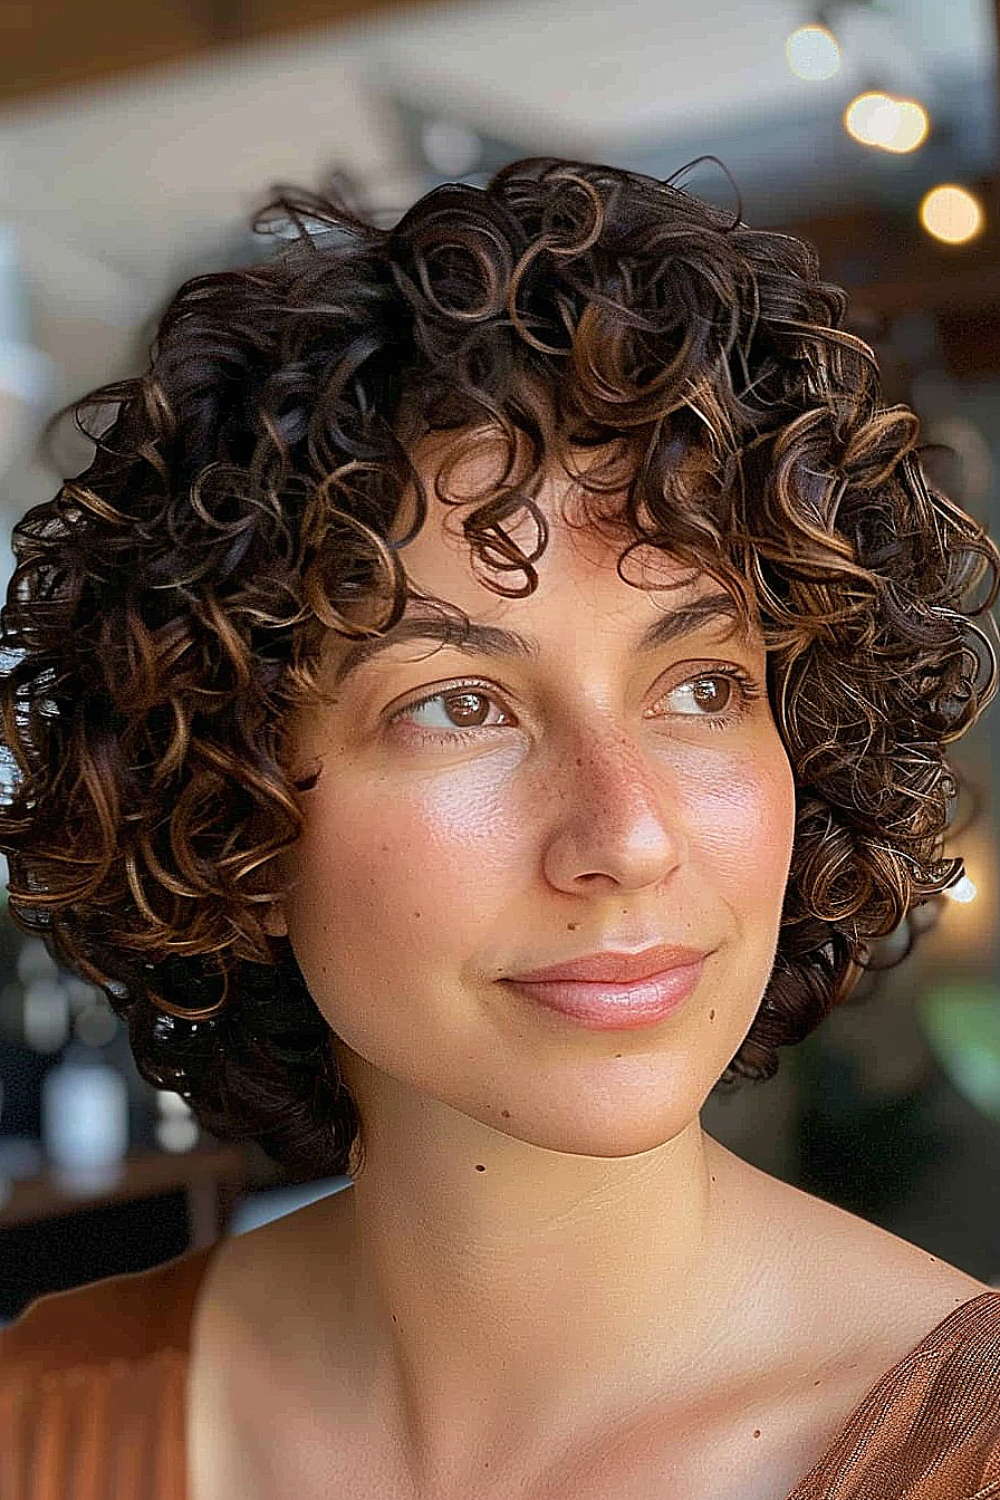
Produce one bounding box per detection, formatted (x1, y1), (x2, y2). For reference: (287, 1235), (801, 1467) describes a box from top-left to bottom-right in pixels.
(1, 0), (999, 1324)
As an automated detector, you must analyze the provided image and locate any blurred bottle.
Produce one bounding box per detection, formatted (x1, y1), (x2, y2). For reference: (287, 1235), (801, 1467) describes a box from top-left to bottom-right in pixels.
(40, 1039), (129, 1194)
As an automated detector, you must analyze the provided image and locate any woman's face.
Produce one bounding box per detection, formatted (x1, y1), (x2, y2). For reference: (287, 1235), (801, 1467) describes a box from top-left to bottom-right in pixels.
(274, 444), (797, 1161)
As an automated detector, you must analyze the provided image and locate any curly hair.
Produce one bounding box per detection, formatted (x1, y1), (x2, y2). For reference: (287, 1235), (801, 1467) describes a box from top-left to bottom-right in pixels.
(1, 156), (997, 1183)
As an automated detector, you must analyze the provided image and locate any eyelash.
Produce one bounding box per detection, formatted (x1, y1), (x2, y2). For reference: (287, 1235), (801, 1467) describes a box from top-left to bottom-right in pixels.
(386, 666), (764, 747)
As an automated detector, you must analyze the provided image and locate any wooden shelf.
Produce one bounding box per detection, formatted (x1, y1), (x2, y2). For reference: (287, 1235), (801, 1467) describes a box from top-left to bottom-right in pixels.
(0, 1137), (284, 1246)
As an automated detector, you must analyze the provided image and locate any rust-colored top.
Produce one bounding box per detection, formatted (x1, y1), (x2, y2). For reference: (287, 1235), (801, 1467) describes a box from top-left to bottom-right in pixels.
(1, 1244), (998, 1499)
(0, 1242), (222, 1500)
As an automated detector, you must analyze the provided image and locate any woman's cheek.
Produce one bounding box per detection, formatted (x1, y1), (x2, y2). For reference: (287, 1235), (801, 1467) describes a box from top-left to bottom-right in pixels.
(681, 741), (795, 876)
(302, 772), (518, 930)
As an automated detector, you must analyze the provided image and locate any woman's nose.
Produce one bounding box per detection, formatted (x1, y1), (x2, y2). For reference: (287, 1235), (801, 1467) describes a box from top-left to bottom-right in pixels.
(538, 732), (688, 894)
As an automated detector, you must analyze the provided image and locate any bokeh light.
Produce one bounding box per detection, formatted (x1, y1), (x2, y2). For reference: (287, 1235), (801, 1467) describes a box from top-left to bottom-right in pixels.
(421, 118), (481, 176)
(844, 91), (929, 152)
(919, 183), (984, 244)
(785, 23), (842, 81)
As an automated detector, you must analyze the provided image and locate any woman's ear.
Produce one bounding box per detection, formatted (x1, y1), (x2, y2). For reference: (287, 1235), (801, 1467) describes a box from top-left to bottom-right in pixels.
(262, 904), (289, 938)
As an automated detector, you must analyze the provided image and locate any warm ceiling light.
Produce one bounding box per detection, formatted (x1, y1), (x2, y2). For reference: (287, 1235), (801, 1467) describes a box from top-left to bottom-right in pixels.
(785, 23), (842, 80)
(844, 91), (929, 152)
(881, 98), (929, 152)
(845, 91), (899, 146)
(920, 184), (984, 244)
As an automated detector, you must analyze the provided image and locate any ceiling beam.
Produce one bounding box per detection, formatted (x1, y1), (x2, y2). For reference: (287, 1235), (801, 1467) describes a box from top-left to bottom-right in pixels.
(993, 0), (1000, 192)
(0, 0), (432, 110)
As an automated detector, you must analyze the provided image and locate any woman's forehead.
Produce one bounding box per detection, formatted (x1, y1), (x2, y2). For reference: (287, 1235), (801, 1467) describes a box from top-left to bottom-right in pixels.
(326, 528), (759, 685)
(389, 434), (745, 606)
(395, 425), (706, 554)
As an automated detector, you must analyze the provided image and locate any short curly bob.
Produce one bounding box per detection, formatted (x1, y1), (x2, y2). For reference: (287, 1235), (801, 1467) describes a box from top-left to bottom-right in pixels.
(1, 156), (997, 1183)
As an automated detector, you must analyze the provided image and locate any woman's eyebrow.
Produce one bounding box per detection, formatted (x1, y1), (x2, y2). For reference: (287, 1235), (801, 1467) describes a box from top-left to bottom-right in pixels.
(330, 591), (747, 689)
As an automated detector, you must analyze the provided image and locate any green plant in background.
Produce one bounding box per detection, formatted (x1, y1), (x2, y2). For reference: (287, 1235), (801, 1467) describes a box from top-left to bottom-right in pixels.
(915, 981), (1000, 1127)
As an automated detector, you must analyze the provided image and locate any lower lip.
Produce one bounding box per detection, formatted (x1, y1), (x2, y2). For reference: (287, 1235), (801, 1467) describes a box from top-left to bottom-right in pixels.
(501, 959), (706, 1031)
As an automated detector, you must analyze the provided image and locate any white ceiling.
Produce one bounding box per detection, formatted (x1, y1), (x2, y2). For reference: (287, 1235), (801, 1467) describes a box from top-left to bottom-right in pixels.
(0, 0), (994, 272)
(0, 0), (996, 540)
(354, 0), (997, 227)
(344, 0), (995, 150)
(0, 29), (424, 537)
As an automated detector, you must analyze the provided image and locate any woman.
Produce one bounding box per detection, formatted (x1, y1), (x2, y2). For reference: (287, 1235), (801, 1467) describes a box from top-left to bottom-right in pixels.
(1, 157), (999, 1500)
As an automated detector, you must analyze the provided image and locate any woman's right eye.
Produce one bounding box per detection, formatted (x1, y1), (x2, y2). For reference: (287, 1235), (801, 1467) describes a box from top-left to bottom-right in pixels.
(388, 684), (513, 742)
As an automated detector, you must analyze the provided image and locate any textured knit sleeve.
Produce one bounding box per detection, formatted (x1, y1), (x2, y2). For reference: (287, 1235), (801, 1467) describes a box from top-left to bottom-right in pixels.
(0, 1244), (219, 1500)
(787, 1291), (1000, 1500)
(0, 1349), (189, 1500)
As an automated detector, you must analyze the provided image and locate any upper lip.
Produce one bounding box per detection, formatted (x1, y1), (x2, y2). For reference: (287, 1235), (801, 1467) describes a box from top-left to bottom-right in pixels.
(507, 944), (709, 984)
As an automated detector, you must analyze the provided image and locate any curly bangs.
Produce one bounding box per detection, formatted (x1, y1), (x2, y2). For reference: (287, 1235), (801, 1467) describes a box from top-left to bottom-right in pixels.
(1, 156), (997, 1181)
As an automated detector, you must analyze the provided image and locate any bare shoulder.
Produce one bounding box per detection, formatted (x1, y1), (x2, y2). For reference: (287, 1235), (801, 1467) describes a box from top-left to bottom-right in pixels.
(687, 1150), (997, 1500)
(731, 1145), (994, 1363)
(187, 1220), (290, 1415)
(192, 1196), (345, 1358)
(187, 1206), (349, 1500)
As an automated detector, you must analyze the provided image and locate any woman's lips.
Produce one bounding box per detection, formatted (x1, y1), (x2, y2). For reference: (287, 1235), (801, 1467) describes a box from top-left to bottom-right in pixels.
(507, 944), (709, 985)
(501, 957), (708, 1031)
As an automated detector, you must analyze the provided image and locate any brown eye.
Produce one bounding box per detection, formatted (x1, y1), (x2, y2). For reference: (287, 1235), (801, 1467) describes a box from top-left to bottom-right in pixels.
(659, 669), (761, 730)
(690, 677), (732, 712)
(443, 691), (493, 728)
(388, 682), (513, 740)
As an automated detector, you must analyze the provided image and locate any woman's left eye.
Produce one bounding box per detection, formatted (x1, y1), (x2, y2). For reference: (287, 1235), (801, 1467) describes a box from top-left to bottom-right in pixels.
(386, 670), (763, 744)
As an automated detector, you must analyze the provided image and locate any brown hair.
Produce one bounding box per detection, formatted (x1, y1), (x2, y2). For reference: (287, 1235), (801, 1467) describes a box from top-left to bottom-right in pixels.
(1, 157), (996, 1181)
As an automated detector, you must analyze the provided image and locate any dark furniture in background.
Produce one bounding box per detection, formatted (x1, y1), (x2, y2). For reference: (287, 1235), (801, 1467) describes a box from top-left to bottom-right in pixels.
(0, 1138), (286, 1322)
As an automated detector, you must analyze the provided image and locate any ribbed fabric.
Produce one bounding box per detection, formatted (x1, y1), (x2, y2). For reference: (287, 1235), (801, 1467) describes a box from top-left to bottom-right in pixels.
(0, 1242), (219, 1500)
(1, 1247), (998, 1499)
(787, 1290), (1000, 1499)
(1, 1351), (190, 1500)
